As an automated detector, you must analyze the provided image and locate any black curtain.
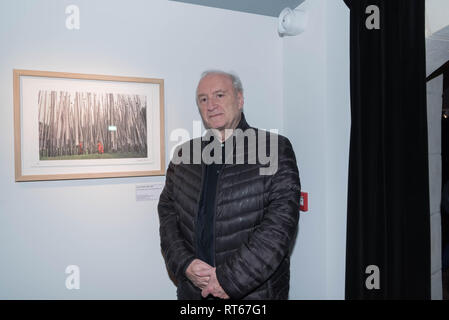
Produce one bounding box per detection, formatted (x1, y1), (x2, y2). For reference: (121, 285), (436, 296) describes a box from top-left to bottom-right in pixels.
(344, 0), (430, 299)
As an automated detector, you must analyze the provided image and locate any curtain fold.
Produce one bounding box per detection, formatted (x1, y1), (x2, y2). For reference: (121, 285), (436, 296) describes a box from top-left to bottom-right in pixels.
(344, 0), (431, 299)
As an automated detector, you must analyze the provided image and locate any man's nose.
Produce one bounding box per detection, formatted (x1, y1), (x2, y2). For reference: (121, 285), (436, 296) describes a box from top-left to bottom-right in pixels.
(207, 97), (218, 110)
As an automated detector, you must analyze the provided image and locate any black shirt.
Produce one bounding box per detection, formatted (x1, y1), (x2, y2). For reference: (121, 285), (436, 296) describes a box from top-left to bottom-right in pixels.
(196, 138), (226, 266)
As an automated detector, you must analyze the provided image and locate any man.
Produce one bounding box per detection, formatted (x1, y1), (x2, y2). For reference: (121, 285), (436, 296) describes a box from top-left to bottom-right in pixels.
(158, 70), (301, 300)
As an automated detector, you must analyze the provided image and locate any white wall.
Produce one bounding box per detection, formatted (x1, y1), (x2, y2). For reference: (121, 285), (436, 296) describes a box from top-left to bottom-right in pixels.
(283, 0), (350, 299)
(427, 75), (443, 300)
(0, 0), (283, 299)
(324, 1), (350, 299)
(426, 22), (449, 300)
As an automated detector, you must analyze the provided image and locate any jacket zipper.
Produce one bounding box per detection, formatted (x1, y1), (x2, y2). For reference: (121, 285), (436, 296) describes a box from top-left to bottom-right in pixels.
(213, 165), (226, 267)
(214, 137), (234, 267)
(194, 163), (206, 259)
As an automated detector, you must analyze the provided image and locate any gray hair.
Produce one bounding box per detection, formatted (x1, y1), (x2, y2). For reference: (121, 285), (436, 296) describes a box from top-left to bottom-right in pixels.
(197, 70), (244, 97)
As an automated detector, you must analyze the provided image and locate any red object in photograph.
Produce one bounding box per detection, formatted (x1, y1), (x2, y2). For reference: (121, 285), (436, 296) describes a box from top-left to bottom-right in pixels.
(97, 141), (104, 154)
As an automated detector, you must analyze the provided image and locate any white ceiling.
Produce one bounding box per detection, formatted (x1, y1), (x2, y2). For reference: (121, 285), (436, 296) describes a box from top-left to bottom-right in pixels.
(426, 0), (449, 76)
(426, 0), (449, 37)
(168, 0), (305, 17)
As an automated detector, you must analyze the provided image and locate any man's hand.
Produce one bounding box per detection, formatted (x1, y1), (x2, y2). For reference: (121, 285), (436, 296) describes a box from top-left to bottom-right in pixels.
(201, 268), (230, 299)
(185, 259), (213, 290)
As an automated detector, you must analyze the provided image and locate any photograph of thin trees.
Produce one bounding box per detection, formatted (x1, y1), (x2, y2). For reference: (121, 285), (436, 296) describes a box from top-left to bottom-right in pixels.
(38, 91), (148, 160)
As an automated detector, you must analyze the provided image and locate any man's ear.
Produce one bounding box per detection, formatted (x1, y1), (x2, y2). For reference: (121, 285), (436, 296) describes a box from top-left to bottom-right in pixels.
(237, 92), (244, 110)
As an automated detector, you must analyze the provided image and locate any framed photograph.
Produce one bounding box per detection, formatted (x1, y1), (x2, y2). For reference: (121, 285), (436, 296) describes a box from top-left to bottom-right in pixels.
(13, 69), (165, 181)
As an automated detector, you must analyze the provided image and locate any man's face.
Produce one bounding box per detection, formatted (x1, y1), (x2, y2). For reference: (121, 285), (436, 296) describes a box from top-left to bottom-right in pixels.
(196, 74), (244, 132)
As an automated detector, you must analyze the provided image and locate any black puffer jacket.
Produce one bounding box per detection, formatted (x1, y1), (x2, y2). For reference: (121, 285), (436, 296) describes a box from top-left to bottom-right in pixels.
(158, 115), (301, 300)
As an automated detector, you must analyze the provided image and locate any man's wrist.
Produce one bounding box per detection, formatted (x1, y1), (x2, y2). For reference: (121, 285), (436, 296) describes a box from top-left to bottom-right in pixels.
(182, 257), (196, 278)
(215, 266), (234, 299)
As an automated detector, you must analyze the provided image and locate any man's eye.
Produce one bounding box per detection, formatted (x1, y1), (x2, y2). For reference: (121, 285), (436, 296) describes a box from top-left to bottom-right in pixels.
(199, 97), (207, 103)
(216, 93), (224, 98)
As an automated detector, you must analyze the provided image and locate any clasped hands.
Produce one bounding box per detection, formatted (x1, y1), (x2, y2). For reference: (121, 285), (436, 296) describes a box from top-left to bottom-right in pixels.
(185, 259), (230, 299)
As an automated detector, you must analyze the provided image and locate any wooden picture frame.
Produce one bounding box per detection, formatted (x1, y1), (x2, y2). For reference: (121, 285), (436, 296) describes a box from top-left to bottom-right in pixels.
(14, 69), (165, 181)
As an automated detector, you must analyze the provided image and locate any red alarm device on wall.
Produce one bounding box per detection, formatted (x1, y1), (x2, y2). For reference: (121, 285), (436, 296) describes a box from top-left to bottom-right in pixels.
(300, 192), (308, 212)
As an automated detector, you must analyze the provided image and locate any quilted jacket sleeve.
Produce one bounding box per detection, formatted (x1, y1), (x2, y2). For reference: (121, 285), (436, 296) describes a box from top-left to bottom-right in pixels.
(216, 136), (301, 299)
(158, 161), (195, 283)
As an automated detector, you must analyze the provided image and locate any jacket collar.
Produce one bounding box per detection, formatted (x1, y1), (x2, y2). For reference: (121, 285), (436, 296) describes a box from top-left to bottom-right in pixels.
(236, 112), (250, 131)
(200, 112), (252, 165)
(201, 112), (250, 145)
